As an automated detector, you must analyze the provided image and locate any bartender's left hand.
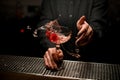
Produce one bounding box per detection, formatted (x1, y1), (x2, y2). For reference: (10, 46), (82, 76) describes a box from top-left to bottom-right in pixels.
(75, 16), (93, 46)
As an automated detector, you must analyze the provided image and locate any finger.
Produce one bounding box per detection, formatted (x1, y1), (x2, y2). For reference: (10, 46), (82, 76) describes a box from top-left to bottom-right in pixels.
(77, 25), (90, 41)
(48, 52), (58, 70)
(77, 16), (86, 30)
(85, 25), (93, 39)
(75, 37), (88, 46)
(44, 54), (49, 68)
(75, 32), (86, 46)
(48, 48), (56, 54)
(80, 25), (93, 43)
(77, 21), (89, 37)
(52, 52), (59, 62)
(48, 48), (59, 62)
(44, 51), (53, 69)
(79, 16), (86, 25)
(57, 49), (64, 60)
(48, 48), (58, 69)
(75, 27), (89, 46)
(87, 26), (93, 41)
(53, 48), (63, 62)
(75, 26), (93, 46)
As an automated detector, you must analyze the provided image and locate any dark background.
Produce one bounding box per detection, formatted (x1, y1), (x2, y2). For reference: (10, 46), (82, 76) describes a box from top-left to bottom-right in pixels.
(0, 0), (120, 64)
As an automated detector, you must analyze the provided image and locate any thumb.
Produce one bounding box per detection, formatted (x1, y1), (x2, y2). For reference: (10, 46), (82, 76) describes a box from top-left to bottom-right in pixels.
(76, 16), (86, 30)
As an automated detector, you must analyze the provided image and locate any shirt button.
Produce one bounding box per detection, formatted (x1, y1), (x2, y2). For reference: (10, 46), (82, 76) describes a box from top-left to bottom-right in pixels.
(59, 14), (62, 17)
(69, 14), (73, 18)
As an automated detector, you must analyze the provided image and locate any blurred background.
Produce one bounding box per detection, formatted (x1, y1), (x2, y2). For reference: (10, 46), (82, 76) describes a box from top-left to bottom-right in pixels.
(0, 0), (120, 64)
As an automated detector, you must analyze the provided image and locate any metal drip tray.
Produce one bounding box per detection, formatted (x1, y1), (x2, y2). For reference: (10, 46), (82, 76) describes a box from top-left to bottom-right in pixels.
(0, 55), (120, 80)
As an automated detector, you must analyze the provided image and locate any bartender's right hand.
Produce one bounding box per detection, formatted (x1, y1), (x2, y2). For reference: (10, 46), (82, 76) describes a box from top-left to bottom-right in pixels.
(44, 47), (64, 70)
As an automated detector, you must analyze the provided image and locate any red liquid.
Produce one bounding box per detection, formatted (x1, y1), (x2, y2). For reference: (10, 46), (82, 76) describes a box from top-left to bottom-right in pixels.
(46, 30), (71, 44)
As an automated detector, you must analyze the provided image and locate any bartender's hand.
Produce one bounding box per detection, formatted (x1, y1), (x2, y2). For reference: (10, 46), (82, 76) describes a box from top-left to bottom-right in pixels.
(44, 47), (64, 70)
(75, 16), (93, 46)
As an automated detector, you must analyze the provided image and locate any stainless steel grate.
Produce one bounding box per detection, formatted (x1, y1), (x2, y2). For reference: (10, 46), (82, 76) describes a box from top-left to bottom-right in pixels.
(0, 55), (120, 80)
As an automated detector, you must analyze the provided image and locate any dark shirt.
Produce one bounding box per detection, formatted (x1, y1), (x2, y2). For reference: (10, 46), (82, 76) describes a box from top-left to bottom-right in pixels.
(37, 0), (108, 61)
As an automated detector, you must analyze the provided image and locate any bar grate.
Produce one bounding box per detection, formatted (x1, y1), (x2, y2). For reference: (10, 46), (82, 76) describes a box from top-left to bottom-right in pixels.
(0, 55), (120, 80)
